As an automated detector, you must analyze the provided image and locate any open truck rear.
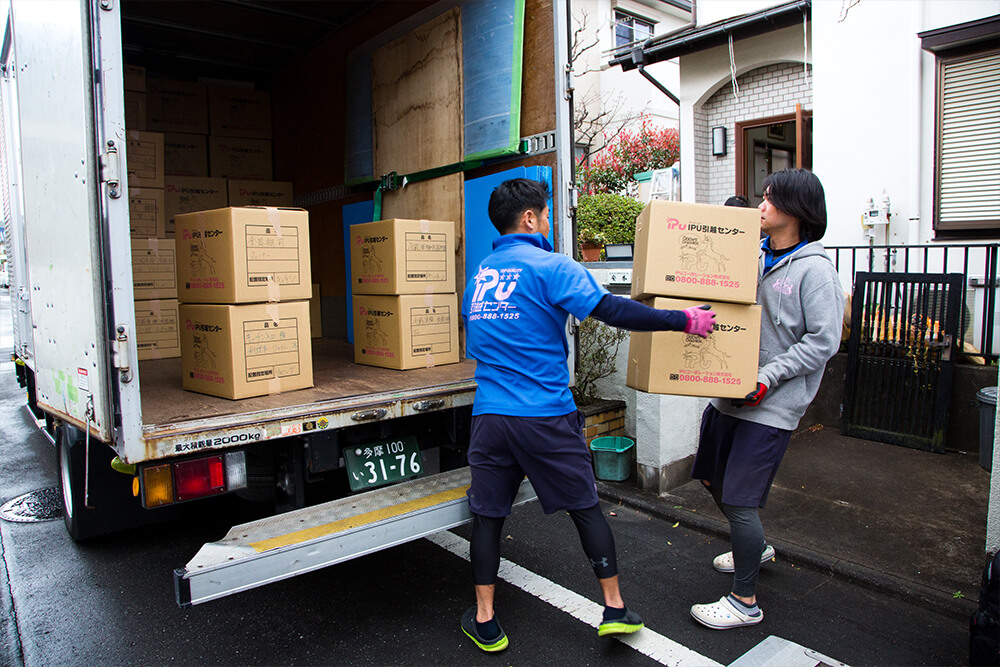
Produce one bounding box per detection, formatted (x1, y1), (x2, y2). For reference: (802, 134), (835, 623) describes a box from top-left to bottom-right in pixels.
(0, 0), (574, 606)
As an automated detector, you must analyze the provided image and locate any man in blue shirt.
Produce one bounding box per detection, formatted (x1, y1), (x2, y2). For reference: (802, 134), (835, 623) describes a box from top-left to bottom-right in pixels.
(459, 178), (717, 652)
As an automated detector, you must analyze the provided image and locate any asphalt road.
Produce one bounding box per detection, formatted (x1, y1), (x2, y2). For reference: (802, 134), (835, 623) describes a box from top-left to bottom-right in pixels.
(0, 287), (971, 666)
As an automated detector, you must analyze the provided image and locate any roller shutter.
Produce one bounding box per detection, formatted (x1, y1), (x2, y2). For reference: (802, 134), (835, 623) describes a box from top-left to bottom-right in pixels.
(937, 50), (1000, 230)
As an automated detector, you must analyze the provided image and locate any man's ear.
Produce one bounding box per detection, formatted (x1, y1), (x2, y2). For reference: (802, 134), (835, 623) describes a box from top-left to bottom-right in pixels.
(524, 208), (538, 234)
(517, 208), (535, 233)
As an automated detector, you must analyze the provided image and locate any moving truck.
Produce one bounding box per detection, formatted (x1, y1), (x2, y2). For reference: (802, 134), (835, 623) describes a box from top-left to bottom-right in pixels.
(0, 0), (575, 607)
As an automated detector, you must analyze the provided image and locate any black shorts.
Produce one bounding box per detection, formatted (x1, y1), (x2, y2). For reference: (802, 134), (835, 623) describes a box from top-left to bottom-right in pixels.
(467, 412), (599, 517)
(691, 404), (791, 508)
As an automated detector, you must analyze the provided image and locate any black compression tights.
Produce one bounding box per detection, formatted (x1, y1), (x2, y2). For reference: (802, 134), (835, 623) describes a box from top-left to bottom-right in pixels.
(470, 504), (618, 585)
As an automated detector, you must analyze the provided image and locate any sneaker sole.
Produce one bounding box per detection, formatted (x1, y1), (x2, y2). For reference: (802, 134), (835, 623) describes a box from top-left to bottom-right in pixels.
(598, 621), (644, 637)
(690, 608), (763, 630)
(462, 628), (509, 652)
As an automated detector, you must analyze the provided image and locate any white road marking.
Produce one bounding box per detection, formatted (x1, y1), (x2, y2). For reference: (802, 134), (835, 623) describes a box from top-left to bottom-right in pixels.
(426, 530), (722, 667)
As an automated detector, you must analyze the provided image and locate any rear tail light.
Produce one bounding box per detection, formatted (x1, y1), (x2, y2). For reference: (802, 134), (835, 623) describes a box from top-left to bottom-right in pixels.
(174, 456), (226, 502)
(140, 451), (248, 508)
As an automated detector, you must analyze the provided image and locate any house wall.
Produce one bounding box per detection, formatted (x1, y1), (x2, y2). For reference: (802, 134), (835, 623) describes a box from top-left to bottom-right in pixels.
(677, 23), (810, 203)
(696, 61), (812, 205)
(812, 0), (1000, 248)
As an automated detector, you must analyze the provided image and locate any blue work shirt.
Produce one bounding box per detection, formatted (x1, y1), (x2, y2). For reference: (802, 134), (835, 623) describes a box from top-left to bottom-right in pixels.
(462, 233), (608, 417)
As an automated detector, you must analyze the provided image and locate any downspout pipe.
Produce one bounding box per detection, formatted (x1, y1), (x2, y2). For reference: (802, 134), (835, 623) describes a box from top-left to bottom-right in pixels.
(637, 61), (680, 105)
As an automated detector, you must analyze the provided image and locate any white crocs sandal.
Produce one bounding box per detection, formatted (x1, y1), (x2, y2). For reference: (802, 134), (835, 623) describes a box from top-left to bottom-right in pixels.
(712, 544), (776, 573)
(690, 596), (763, 630)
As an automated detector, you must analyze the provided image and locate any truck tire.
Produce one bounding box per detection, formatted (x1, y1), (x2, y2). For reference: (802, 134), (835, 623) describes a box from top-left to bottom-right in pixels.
(56, 424), (146, 541)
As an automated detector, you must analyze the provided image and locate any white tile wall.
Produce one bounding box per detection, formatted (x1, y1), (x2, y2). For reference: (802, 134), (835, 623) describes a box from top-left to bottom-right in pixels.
(695, 62), (814, 205)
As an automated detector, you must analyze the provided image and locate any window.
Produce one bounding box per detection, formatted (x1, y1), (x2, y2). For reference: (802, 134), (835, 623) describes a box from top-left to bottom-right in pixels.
(614, 11), (653, 51)
(921, 17), (1000, 234)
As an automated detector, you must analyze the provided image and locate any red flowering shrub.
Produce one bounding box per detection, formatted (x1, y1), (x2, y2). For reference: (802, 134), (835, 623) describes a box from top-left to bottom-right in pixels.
(578, 117), (679, 195)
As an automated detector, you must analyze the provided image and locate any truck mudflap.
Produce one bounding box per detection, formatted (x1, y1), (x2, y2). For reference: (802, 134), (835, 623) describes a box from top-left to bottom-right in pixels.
(174, 468), (536, 607)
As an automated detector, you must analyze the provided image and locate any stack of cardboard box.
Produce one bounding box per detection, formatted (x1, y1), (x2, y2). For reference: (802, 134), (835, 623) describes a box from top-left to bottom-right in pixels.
(124, 67), (180, 362)
(350, 219), (459, 370)
(129, 73), (293, 237)
(173, 207), (314, 399)
(626, 201), (763, 399)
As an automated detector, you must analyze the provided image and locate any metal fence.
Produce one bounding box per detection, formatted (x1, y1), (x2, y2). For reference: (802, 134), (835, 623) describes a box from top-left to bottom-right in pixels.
(826, 243), (1000, 362)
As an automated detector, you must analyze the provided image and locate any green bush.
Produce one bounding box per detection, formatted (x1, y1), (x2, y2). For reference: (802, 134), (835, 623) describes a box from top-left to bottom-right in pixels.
(576, 193), (644, 246)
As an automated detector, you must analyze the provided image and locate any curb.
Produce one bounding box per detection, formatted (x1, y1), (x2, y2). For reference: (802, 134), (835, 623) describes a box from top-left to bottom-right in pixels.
(596, 481), (979, 622)
(0, 526), (25, 666)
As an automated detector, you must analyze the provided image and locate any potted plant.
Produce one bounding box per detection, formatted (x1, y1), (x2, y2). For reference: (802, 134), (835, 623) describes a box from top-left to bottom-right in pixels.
(577, 227), (607, 262)
(576, 193), (644, 261)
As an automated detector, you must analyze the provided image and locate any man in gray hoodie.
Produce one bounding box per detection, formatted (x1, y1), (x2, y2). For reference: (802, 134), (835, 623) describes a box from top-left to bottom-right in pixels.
(689, 169), (845, 630)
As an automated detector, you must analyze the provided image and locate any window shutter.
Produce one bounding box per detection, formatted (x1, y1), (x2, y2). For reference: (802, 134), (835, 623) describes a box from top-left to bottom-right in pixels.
(938, 51), (1000, 229)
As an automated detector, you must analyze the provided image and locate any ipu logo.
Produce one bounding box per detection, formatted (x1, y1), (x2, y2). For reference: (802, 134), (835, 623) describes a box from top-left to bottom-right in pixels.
(472, 267), (516, 302)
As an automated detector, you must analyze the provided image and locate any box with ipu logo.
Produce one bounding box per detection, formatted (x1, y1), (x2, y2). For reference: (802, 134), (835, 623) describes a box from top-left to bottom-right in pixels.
(174, 206), (311, 304)
(627, 297), (761, 399)
(632, 200), (760, 305)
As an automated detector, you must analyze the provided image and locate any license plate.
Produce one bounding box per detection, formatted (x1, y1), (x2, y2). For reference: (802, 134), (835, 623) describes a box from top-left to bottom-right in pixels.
(343, 436), (423, 492)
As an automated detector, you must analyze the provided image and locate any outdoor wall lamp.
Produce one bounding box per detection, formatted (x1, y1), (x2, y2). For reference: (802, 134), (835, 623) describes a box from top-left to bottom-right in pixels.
(712, 126), (727, 157)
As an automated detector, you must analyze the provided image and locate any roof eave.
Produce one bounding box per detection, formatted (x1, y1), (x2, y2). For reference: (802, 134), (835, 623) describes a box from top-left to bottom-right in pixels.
(610, 0), (811, 71)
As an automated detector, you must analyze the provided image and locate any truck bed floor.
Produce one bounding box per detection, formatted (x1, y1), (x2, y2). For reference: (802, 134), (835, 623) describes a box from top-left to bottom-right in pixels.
(138, 337), (477, 427)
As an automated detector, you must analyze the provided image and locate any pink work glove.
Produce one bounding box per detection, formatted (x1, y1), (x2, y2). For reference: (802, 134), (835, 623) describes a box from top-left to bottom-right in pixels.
(683, 304), (716, 338)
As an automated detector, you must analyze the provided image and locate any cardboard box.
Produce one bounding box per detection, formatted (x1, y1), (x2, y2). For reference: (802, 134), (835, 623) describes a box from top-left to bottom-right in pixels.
(135, 299), (181, 360)
(208, 86), (272, 139)
(146, 79), (209, 134)
(164, 176), (228, 237)
(209, 136), (272, 180)
(626, 297), (761, 398)
(227, 180), (294, 207)
(131, 238), (177, 300)
(352, 293), (459, 370)
(164, 132), (208, 177)
(631, 200), (760, 304)
(180, 301), (313, 399)
(124, 64), (145, 92)
(310, 283), (322, 338)
(125, 91), (146, 131)
(128, 187), (165, 239)
(174, 206), (311, 304)
(350, 219), (455, 295)
(125, 131), (164, 189)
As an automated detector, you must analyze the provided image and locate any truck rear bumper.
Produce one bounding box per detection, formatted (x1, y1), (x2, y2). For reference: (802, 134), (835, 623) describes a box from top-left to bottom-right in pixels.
(174, 468), (535, 607)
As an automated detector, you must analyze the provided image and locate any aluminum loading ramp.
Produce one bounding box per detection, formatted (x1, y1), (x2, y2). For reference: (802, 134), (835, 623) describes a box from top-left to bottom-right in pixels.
(174, 469), (536, 607)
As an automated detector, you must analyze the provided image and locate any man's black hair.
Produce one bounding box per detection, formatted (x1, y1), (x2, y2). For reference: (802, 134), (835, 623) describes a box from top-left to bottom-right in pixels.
(762, 168), (827, 241)
(724, 195), (750, 207)
(488, 178), (551, 234)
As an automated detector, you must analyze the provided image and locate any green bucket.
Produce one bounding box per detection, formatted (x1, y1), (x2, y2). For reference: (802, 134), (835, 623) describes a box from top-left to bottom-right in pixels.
(589, 436), (635, 482)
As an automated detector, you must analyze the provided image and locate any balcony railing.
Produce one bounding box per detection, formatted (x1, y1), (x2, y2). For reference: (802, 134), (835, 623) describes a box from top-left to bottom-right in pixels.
(826, 243), (1000, 362)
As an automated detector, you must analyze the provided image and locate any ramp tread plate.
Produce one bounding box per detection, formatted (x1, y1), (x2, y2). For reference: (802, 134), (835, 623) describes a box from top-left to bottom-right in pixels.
(188, 468), (471, 568)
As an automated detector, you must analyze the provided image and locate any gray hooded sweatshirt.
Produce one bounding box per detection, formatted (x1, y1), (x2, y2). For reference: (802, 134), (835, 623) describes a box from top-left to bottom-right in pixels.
(711, 240), (845, 431)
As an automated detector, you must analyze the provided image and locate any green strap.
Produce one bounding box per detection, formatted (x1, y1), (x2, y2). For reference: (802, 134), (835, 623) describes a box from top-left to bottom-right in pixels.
(370, 156), (517, 221)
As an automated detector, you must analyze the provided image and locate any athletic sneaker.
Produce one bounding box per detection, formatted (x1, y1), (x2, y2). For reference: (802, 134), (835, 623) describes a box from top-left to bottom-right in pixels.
(712, 544), (776, 574)
(598, 606), (644, 637)
(461, 606), (509, 652)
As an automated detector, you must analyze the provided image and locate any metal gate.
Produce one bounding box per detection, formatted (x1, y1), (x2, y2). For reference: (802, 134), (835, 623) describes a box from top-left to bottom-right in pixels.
(843, 272), (962, 453)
